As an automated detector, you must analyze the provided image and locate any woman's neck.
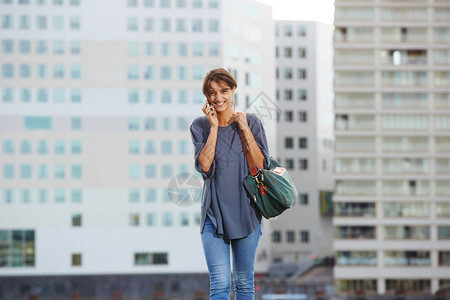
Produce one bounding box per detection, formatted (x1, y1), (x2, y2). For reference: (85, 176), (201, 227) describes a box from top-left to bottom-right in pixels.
(217, 109), (235, 126)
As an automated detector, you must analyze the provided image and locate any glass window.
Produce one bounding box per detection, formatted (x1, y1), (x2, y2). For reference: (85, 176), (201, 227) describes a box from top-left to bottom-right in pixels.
(161, 141), (172, 154)
(53, 16), (64, 30)
(25, 117), (52, 130)
(70, 41), (81, 54)
(128, 89), (139, 103)
(38, 189), (48, 203)
(129, 164), (140, 179)
(145, 90), (155, 103)
(20, 140), (32, 154)
(128, 65), (139, 79)
(71, 140), (82, 154)
(192, 66), (203, 80)
(54, 140), (65, 154)
(2, 40), (13, 53)
(178, 43), (188, 56)
(145, 42), (155, 56)
(37, 140), (48, 154)
(71, 189), (82, 203)
(37, 65), (47, 79)
(161, 164), (172, 178)
(127, 18), (138, 31)
(144, 66), (154, 80)
(2, 88), (13, 102)
(161, 66), (171, 80)
(337, 251), (377, 266)
(2, 15), (13, 29)
(19, 64), (31, 78)
(161, 42), (171, 56)
(145, 165), (156, 178)
(146, 189), (157, 202)
(2, 64), (14, 78)
(144, 0), (154, 6)
(54, 165), (66, 179)
(2, 140), (14, 154)
(145, 117), (156, 130)
(129, 213), (140, 226)
(3, 165), (14, 179)
(37, 164), (48, 179)
(72, 214), (82, 227)
(53, 89), (65, 103)
(146, 213), (156, 226)
(129, 189), (140, 202)
(19, 40), (30, 53)
(208, 19), (219, 32)
(192, 42), (203, 56)
(36, 16), (47, 29)
(176, 19), (187, 32)
(71, 117), (81, 130)
(53, 64), (64, 79)
(69, 16), (80, 30)
(128, 42), (139, 56)
(192, 19), (203, 32)
(128, 140), (140, 154)
(144, 18), (154, 31)
(161, 18), (171, 32)
(21, 89), (31, 103)
(162, 212), (173, 226)
(145, 141), (156, 154)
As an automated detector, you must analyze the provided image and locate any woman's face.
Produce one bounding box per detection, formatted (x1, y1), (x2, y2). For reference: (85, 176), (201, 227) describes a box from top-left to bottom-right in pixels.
(207, 80), (234, 113)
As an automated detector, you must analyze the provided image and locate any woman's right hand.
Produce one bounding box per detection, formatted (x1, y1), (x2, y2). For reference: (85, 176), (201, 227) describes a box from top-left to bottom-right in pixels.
(202, 100), (218, 128)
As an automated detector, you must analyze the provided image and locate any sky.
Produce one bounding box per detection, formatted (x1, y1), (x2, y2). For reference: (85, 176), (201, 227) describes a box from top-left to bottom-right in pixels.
(255, 0), (335, 25)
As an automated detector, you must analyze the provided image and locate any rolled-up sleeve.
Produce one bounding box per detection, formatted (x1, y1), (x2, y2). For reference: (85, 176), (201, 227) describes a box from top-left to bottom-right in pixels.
(249, 114), (271, 170)
(190, 118), (216, 180)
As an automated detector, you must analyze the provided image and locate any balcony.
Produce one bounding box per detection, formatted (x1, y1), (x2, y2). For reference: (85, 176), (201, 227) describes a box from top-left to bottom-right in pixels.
(335, 202), (376, 217)
(335, 7), (374, 21)
(335, 27), (374, 43)
(336, 180), (376, 196)
(336, 71), (374, 87)
(335, 158), (376, 174)
(380, 7), (427, 22)
(382, 136), (429, 152)
(382, 93), (427, 109)
(382, 158), (429, 174)
(335, 137), (375, 152)
(335, 49), (374, 65)
(383, 202), (430, 218)
(381, 27), (427, 43)
(380, 49), (427, 66)
(381, 115), (428, 130)
(335, 93), (375, 108)
(381, 71), (427, 87)
(335, 115), (375, 130)
(382, 180), (429, 196)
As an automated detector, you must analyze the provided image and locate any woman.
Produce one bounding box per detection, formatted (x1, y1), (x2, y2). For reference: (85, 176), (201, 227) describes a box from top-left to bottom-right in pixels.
(189, 68), (270, 299)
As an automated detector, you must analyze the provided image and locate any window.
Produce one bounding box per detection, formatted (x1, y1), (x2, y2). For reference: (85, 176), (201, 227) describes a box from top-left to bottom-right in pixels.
(286, 231), (295, 243)
(19, 64), (31, 78)
(298, 47), (306, 58)
(161, 66), (171, 80)
(72, 214), (82, 226)
(161, 164), (172, 178)
(54, 189), (65, 202)
(298, 111), (307, 122)
(299, 193), (308, 205)
(299, 137), (307, 149)
(176, 19), (187, 32)
(134, 253), (168, 265)
(285, 137), (293, 149)
(272, 230), (281, 243)
(129, 189), (140, 203)
(285, 158), (294, 170)
(146, 213), (156, 226)
(284, 89), (293, 101)
(71, 165), (82, 179)
(3, 165), (14, 179)
(36, 16), (47, 29)
(128, 18), (138, 31)
(37, 165), (48, 179)
(129, 213), (140, 226)
(162, 212), (173, 226)
(2, 15), (13, 29)
(0, 230), (35, 267)
(2, 64), (14, 78)
(298, 69), (307, 79)
(53, 16), (64, 30)
(284, 111), (293, 122)
(19, 40), (30, 53)
(20, 165), (32, 179)
(71, 254), (82, 266)
(299, 159), (308, 170)
(192, 19), (203, 32)
(145, 141), (156, 154)
(284, 68), (293, 79)
(300, 231), (309, 243)
(284, 47), (292, 58)
(208, 19), (219, 32)
(72, 189), (82, 203)
(129, 164), (140, 179)
(145, 165), (156, 178)
(146, 189), (157, 202)
(25, 117), (52, 130)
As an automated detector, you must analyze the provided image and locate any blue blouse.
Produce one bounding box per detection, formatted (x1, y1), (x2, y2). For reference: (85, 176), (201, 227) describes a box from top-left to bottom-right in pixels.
(189, 113), (270, 239)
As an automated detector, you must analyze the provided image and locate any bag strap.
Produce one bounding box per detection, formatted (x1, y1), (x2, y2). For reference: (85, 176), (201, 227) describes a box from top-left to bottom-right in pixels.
(238, 114), (258, 177)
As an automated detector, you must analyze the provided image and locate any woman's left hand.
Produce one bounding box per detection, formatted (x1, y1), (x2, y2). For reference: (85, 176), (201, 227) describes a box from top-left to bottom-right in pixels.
(231, 112), (250, 131)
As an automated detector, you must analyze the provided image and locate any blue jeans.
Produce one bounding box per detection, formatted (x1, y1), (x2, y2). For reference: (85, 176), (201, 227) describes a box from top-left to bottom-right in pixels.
(201, 216), (262, 300)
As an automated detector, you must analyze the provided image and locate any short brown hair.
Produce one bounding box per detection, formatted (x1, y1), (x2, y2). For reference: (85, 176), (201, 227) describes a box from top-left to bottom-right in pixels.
(202, 68), (238, 98)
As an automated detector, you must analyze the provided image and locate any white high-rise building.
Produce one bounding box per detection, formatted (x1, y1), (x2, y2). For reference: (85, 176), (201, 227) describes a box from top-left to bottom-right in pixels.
(271, 20), (334, 268)
(0, 0), (275, 297)
(333, 0), (450, 296)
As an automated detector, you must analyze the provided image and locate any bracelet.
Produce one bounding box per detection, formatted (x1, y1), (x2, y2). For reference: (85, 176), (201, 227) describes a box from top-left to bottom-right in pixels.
(243, 145), (250, 154)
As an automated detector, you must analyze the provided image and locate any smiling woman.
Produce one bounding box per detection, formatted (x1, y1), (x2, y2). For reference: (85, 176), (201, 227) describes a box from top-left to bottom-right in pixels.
(190, 68), (271, 299)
